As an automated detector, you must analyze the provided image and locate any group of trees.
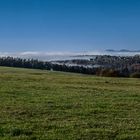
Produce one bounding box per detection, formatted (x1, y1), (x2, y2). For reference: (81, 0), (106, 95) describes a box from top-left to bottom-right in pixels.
(0, 56), (140, 78)
(0, 57), (51, 70)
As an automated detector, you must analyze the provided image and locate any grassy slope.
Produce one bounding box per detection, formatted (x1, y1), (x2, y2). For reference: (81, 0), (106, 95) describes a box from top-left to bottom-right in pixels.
(0, 67), (140, 140)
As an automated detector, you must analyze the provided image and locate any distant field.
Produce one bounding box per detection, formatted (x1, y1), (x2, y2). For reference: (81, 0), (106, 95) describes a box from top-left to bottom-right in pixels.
(0, 67), (140, 140)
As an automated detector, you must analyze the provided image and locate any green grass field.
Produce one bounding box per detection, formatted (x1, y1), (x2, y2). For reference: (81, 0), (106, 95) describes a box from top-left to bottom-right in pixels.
(0, 67), (140, 140)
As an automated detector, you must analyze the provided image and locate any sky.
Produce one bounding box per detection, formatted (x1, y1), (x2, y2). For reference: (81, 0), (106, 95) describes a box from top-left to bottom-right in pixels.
(0, 0), (140, 53)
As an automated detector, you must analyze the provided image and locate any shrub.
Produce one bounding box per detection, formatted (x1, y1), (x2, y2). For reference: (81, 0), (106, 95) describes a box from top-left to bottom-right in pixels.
(130, 72), (140, 78)
(99, 69), (120, 77)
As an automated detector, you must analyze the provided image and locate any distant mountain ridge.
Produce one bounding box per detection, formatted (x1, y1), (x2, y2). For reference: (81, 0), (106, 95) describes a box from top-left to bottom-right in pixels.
(106, 49), (140, 52)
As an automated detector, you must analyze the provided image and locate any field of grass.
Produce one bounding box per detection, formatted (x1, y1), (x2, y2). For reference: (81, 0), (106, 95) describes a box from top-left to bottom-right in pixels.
(0, 67), (140, 140)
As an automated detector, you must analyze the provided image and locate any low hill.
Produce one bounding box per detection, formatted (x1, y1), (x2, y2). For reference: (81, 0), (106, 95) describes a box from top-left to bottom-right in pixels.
(0, 67), (140, 140)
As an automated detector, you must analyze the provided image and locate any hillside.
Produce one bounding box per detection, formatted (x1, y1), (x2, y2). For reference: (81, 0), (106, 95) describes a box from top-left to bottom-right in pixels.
(0, 67), (140, 140)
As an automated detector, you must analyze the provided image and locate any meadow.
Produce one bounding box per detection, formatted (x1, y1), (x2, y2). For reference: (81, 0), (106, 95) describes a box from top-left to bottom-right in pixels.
(0, 67), (139, 140)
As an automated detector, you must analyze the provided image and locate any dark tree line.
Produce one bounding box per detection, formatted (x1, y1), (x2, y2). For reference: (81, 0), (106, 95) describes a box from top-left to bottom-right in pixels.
(0, 57), (51, 70)
(0, 56), (140, 78)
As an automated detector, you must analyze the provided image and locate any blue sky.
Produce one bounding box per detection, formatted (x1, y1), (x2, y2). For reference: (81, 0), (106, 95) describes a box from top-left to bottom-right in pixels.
(0, 0), (140, 52)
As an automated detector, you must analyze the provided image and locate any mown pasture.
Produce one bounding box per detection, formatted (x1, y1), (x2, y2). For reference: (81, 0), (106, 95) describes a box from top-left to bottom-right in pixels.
(0, 67), (139, 140)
